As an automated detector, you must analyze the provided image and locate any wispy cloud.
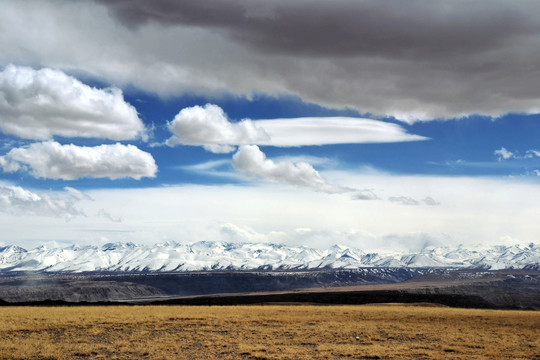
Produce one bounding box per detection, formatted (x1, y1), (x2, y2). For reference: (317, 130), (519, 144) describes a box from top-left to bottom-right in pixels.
(422, 197), (440, 206)
(1, 175), (537, 249)
(97, 209), (122, 223)
(0, 184), (85, 220)
(494, 147), (540, 161)
(388, 195), (440, 206)
(388, 196), (420, 206)
(64, 187), (93, 201)
(219, 223), (285, 243)
(179, 159), (240, 180)
(526, 150), (540, 158)
(232, 145), (353, 193)
(352, 189), (380, 201)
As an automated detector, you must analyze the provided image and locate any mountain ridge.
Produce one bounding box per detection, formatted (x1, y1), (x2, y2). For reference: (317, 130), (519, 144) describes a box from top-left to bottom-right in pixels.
(0, 241), (538, 272)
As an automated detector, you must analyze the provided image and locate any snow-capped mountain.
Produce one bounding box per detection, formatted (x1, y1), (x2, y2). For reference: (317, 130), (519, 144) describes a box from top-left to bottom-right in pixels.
(0, 242), (538, 272)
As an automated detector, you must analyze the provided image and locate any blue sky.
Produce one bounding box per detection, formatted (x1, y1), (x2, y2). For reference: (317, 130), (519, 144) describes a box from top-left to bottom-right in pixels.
(1, 0), (540, 250)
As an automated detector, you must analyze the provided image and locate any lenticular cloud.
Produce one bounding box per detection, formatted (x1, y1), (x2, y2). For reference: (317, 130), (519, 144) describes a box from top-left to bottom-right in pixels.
(166, 104), (426, 153)
(0, 141), (157, 180)
(0, 64), (146, 140)
(254, 117), (427, 146)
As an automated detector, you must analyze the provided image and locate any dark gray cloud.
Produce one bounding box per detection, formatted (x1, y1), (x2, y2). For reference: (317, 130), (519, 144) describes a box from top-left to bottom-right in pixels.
(2, 0), (540, 120)
(92, 0), (540, 120)
(99, 0), (539, 59)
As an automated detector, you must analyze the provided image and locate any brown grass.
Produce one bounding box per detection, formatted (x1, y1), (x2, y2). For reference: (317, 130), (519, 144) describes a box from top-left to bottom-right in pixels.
(0, 304), (538, 359)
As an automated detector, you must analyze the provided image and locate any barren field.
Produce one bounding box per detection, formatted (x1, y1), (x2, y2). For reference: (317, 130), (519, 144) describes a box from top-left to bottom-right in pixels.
(0, 304), (538, 360)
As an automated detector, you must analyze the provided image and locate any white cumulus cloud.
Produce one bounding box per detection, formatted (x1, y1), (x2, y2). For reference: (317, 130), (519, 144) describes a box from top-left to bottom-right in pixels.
(166, 104), (269, 153)
(232, 145), (352, 193)
(0, 141), (157, 180)
(494, 147), (515, 161)
(0, 64), (146, 140)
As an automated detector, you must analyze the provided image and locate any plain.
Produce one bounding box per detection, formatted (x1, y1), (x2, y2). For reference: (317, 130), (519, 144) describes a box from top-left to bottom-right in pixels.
(0, 304), (538, 359)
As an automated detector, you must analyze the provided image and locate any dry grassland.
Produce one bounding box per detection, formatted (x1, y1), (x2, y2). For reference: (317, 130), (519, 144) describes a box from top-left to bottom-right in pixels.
(0, 304), (538, 359)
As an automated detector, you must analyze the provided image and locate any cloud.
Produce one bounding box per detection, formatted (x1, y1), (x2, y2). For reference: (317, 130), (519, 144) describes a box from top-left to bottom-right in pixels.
(494, 147), (515, 161)
(97, 209), (122, 223)
(526, 150), (540, 158)
(3, 175), (540, 249)
(357, 192), (438, 205)
(254, 117), (427, 146)
(422, 197), (440, 206)
(166, 104), (269, 153)
(388, 196), (420, 206)
(166, 104), (426, 152)
(100, 0), (537, 60)
(3, 1), (540, 121)
(180, 159), (238, 179)
(380, 232), (448, 254)
(0, 64), (146, 140)
(352, 189), (380, 201)
(0, 141), (157, 180)
(219, 223), (275, 243)
(232, 145), (351, 193)
(64, 186), (93, 201)
(0, 184), (84, 219)
(495, 147), (540, 161)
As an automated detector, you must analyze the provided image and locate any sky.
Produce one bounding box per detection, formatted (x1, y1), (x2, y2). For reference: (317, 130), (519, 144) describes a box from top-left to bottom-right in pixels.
(1, 0), (540, 251)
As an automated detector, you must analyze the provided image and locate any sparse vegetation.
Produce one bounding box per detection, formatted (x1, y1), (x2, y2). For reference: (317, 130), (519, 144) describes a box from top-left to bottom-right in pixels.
(0, 304), (538, 359)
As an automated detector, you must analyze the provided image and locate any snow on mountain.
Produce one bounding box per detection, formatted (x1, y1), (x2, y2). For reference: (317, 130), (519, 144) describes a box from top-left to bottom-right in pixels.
(0, 245), (27, 265)
(0, 242), (537, 273)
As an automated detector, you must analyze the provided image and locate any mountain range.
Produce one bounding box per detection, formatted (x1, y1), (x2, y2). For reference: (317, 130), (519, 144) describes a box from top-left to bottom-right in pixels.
(1, 241), (538, 272)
